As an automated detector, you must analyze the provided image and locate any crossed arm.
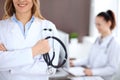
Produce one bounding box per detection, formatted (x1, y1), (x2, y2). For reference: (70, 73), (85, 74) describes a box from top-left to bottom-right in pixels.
(0, 39), (50, 57)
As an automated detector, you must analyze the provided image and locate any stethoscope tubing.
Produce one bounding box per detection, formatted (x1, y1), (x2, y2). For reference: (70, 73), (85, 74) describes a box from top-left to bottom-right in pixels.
(43, 36), (68, 68)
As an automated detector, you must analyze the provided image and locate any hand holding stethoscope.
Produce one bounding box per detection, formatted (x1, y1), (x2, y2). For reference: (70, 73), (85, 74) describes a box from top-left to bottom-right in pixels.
(42, 28), (68, 75)
(32, 39), (50, 57)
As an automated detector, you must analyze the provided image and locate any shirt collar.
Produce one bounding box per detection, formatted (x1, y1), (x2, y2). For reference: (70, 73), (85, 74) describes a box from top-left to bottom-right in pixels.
(11, 14), (35, 38)
(98, 34), (113, 47)
(11, 14), (35, 23)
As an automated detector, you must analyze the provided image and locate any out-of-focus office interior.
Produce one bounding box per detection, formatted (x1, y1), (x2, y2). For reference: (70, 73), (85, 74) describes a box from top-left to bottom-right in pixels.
(0, 0), (120, 80)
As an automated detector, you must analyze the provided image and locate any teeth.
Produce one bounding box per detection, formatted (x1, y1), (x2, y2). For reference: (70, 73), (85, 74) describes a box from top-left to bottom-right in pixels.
(19, 5), (25, 7)
(18, 4), (26, 7)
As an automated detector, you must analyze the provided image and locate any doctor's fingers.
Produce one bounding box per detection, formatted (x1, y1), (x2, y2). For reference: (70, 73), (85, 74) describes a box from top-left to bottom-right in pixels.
(69, 60), (74, 67)
(32, 40), (50, 56)
(37, 40), (50, 48)
(0, 44), (7, 51)
(37, 40), (50, 54)
(84, 68), (93, 76)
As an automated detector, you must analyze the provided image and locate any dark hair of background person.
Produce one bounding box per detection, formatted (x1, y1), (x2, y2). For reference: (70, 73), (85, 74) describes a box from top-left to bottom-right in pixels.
(97, 10), (116, 30)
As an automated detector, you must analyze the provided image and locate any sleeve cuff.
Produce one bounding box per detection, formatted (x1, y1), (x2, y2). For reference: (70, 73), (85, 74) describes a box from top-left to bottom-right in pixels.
(91, 69), (102, 76)
(73, 60), (80, 66)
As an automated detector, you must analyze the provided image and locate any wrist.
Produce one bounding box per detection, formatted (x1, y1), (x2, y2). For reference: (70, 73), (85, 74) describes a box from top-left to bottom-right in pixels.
(32, 47), (36, 57)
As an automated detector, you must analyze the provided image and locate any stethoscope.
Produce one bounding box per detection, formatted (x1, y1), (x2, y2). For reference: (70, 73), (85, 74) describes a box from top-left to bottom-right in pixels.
(95, 36), (114, 53)
(42, 28), (68, 75)
(87, 36), (114, 68)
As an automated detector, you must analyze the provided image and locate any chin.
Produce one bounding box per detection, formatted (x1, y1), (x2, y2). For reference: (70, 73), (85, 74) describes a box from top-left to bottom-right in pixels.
(17, 10), (29, 14)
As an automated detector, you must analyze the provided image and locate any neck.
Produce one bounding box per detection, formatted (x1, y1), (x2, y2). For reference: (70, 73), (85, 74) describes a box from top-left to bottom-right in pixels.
(15, 12), (32, 26)
(101, 30), (111, 39)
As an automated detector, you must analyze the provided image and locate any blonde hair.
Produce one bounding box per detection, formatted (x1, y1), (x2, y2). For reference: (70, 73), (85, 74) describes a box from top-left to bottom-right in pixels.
(3, 0), (45, 19)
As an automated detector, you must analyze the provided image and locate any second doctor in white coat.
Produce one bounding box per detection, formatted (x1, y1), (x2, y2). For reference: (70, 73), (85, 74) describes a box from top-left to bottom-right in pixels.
(0, 0), (60, 80)
(70, 10), (120, 80)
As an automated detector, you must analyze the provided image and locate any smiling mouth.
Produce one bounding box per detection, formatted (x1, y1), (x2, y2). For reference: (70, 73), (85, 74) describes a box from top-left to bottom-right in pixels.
(18, 3), (27, 7)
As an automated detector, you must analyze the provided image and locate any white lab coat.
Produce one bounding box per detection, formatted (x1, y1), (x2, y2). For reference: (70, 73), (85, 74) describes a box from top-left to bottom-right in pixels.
(73, 35), (120, 80)
(0, 17), (60, 80)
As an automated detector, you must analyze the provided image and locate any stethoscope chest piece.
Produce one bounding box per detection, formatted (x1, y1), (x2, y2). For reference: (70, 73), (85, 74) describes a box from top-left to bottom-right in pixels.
(46, 66), (54, 75)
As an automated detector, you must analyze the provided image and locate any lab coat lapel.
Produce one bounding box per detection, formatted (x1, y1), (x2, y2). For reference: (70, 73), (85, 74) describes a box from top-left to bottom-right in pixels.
(2, 22), (25, 50)
(24, 18), (43, 45)
(88, 39), (107, 68)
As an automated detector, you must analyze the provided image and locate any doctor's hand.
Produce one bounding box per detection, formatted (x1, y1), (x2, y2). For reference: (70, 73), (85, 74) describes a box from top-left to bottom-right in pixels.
(32, 39), (50, 57)
(70, 60), (74, 67)
(84, 68), (93, 76)
(0, 43), (7, 51)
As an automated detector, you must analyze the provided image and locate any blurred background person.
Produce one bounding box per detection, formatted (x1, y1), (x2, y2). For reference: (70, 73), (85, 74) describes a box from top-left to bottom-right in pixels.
(70, 10), (120, 80)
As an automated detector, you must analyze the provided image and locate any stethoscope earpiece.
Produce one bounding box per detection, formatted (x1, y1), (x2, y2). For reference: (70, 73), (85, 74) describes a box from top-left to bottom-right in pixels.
(43, 28), (52, 31)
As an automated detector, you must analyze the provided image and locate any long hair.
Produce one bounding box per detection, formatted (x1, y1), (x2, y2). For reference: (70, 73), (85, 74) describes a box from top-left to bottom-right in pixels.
(3, 0), (45, 19)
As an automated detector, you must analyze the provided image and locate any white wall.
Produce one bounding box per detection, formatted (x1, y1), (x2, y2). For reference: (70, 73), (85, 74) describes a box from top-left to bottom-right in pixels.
(89, 0), (119, 38)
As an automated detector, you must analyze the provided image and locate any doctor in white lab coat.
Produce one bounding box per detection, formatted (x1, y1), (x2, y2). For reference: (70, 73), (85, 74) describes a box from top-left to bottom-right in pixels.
(70, 10), (120, 80)
(0, 0), (60, 80)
